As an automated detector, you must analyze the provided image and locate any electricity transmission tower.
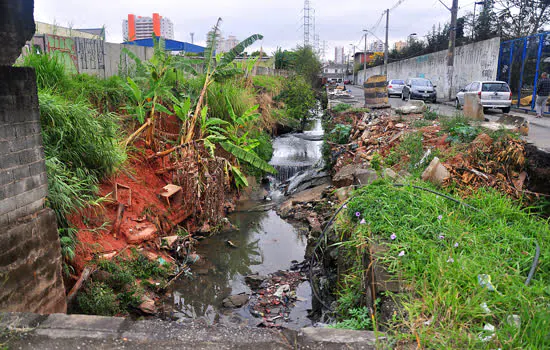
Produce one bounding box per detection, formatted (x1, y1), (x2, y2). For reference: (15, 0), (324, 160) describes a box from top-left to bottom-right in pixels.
(303, 0), (313, 47)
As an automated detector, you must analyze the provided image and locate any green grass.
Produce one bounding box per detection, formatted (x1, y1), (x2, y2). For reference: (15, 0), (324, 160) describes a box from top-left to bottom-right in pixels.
(334, 181), (550, 348)
(332, 103), (352, 113)
(252, 75), (284, 95)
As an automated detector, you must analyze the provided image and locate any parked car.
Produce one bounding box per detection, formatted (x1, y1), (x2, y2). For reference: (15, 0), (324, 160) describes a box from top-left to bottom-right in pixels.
(344, 79), (352, 84)
(387, 79), (405, 97)
(455, 81), (512, 113)
(401, 78), (437, 103)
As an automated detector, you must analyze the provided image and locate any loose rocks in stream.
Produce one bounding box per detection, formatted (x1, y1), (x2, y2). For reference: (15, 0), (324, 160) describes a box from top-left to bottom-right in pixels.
(244, 270), (309, 328)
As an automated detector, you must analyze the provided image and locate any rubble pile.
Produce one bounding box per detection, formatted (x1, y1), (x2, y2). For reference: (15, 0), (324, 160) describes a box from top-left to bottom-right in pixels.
(444, 133), (529, 198)
(244, 270), (309, 328)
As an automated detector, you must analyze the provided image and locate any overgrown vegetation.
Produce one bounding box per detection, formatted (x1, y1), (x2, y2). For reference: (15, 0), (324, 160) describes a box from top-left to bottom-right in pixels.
(332, 103), (352, 113)
(77, 250), (173, 316)
(333, 181), (549, 348)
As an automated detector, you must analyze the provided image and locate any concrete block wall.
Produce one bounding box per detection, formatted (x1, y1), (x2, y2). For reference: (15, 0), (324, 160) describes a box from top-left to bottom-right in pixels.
(0, 66), (67, 314)
(0, 66), (48, 227)
(357, 37), (501, 100)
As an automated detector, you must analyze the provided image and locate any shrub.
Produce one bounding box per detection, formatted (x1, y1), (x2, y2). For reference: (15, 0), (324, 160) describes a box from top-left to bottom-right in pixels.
(21, 52), (70, 92)
(329, 124), (352, 145)
(277, 75), (316, 126)
(77, 282), (119, 316)
(332, 103), (352, 113)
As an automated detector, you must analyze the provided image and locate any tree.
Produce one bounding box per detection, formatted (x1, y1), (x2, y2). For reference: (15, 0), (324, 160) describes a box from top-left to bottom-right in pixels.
(496, 0), (550, 39)
(475, 0), (498, 40)
(290, 46), (322, 87)
(250, 50), (262, 57)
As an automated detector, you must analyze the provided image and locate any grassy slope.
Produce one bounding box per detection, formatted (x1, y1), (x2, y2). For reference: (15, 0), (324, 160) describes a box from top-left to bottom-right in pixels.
(336, 181), (549, 348)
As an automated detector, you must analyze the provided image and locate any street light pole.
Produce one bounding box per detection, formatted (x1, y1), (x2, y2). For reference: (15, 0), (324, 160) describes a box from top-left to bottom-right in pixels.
(384, 8), (389, 77)
(472, 1), (486, 40)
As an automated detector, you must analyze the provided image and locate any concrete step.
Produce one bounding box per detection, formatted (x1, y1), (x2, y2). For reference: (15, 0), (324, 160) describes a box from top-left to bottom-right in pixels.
(0, 312), (382, 349)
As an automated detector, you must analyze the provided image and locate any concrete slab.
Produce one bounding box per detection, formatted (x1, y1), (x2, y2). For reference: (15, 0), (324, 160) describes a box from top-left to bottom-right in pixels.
(35, 313), (125, 339)
(296, 327), (381, 349)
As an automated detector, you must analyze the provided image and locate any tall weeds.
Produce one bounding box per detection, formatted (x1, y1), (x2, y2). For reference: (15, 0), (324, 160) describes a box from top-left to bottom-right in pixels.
(39, 91), (125, 227)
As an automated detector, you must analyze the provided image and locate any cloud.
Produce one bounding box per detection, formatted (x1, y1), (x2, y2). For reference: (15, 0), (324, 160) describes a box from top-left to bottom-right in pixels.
(34, 0), (462, 58)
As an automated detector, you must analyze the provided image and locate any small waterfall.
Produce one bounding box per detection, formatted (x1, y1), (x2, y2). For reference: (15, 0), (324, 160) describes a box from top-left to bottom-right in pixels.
(272, 164), (313, 182)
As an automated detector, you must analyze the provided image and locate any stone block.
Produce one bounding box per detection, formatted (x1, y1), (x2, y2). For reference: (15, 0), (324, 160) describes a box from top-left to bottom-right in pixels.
(355, 168), (378, 186)
(28, 160), (46, 176)
(298, 327), (380, 348)
(0, 152), (20, 169)
(0, 169), (14, 186)
(421, 157), (450, 186)
(463, 93), (484, 120)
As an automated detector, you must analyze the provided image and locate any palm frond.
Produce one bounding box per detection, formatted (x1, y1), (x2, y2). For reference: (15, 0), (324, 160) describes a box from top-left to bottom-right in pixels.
(204, 18), (223, 73)
(220, 141), (277, 174)
(218, 34), (264, 69)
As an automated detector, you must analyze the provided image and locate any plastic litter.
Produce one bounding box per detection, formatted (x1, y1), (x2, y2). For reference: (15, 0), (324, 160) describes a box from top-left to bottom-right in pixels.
(480, 302), (491, 313)
(274, 284), (290, 298)
(478, 274), (497, 292)
(478, 323), (496, 342)
(507, 314), (521, 329)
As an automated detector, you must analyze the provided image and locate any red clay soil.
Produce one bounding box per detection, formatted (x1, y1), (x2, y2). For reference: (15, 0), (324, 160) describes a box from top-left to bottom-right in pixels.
(68, 144), (192, 279)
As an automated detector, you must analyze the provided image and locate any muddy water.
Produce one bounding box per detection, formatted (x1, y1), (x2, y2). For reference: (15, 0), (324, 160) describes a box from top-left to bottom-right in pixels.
(169, 116), (323, 329)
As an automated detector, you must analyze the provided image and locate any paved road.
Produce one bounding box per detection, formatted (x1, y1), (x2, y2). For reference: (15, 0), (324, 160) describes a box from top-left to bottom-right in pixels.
(346, 85), (550, 152)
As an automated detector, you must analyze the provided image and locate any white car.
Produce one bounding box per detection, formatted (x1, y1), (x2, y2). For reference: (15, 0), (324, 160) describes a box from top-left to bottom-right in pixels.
(455, 81), (512, 113)
(387, 79), (405, 97)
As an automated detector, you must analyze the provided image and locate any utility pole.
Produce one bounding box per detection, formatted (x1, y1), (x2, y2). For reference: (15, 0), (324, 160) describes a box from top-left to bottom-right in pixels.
(384, 9), (389, 77)
(363, 31), (368, 86)
(447, 0), (459, 101)
(190, 32), (194, 44)
(303, 0), (313, 47)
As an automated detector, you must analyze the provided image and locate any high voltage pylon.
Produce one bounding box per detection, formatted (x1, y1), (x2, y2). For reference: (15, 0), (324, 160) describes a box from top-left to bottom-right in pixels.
(303, 0), (313, 47)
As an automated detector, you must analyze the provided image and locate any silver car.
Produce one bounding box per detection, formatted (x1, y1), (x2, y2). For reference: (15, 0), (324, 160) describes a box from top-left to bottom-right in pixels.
(456, 81), (512, 113)
(387, 79), (405, 97)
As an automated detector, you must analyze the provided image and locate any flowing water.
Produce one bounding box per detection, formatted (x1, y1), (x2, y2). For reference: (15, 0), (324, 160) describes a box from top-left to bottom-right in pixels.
(168, 116), (324, 329)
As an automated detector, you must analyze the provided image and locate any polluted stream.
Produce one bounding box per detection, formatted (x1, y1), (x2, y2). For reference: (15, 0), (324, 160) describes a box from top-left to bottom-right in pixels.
(166, 117), (324, 329)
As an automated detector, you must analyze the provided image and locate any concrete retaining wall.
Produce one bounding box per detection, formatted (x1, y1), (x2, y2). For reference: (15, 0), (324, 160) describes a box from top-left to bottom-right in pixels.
(0, 66), (66, 314)
(357, 38), (501, 100)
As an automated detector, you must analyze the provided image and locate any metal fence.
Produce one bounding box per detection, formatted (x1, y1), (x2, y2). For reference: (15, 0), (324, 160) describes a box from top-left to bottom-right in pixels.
(498, 32), (550, 112)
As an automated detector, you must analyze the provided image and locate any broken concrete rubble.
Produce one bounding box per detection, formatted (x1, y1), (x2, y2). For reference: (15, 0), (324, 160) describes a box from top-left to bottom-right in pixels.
(395, 100), (427, 114)
(421, 157), (450, 186)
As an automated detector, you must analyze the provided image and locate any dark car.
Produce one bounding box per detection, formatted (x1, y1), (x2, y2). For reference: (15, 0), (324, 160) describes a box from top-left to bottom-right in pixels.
(401, 78), (437, 103)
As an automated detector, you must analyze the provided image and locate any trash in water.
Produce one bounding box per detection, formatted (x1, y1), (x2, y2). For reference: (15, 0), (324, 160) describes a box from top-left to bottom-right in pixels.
(226, 240), (237, 248)
(478, 274), (497, 292)
(274, 284), (290, 298)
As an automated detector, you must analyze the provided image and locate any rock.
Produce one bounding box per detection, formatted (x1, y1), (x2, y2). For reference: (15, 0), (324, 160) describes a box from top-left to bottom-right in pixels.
(472, 133), (493, 147)
(126, 226), (157, 244)
(222, 293), (249, 308)
(245, 274), (268, 290)
(333, 165), (357, 187)
(355, 168), (378, 186)
(289, 185), (327, 203)
(463, 93), (484, 120)
(279, 200), (294, 218)
(139, 296), (157, 315)
(382, 168), (398, 180)
(286, 169), (331, 195)
(199, 223), (211, 233)
(421, 157), (450, 186)
(307, 214), (322, 234)
(161, 235), (179, 249)
(396, 100), (426, 114)
(395, 123), (405, 128)
(335, 186), (353, 201)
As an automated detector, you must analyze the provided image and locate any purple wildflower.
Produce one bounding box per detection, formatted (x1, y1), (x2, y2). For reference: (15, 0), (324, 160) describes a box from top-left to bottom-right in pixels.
(447, 257), (454, 263)
(355, 212), (361, 217)
(342, 204), (348, 209)
(437, 215), (443, 221)
(398, 251), (405, 257)
(390, 233), (397, 240)
(454, 242), (459, 248)
(360, 219), (366, 224)
(438, 234), (445, 240)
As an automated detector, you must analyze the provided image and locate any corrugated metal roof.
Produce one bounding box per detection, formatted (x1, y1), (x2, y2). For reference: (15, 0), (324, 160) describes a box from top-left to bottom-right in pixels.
(123, 38), (205, 53)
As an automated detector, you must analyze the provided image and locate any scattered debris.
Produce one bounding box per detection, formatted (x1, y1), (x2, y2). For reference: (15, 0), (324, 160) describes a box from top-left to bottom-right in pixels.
(421, 157), (450, 186)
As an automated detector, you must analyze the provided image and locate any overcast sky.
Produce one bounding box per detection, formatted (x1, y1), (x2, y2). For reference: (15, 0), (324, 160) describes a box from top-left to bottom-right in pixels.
(34, 0), (476, 60)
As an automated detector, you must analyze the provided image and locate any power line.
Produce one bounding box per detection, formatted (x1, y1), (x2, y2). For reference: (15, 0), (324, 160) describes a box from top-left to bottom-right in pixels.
(389, 0), (407, 11)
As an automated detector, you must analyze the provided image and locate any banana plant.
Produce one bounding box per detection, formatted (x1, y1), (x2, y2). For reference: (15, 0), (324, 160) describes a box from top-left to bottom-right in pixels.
(123, 36), (176, 148)
(180, 18), (264, 145)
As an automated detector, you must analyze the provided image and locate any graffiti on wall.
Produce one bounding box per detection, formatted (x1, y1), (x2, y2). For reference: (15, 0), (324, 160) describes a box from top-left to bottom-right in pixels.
(75, 37), (105, 71)
(46, 34), (78, 73)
